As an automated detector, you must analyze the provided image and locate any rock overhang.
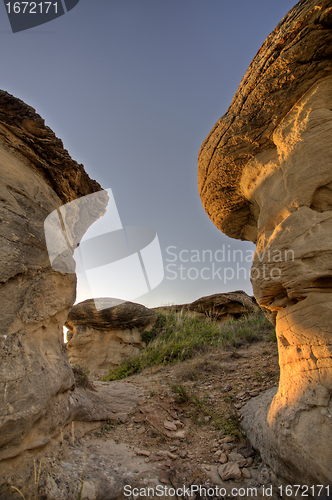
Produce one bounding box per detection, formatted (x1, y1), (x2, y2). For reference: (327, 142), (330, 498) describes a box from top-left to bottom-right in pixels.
(0, 90), (104, 204)
(198, 0), (332, 243)
(65, 298), (158, 332)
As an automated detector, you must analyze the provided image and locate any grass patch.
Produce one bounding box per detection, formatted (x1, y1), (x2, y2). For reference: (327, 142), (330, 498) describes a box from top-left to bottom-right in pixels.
(72, 365), (96, 391)
(102, 310), (275, 382)
(171, 383), (246, 441)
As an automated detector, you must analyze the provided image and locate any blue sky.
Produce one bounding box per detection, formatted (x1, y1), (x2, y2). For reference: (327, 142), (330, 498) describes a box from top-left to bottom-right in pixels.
(1, 0), (297, 307)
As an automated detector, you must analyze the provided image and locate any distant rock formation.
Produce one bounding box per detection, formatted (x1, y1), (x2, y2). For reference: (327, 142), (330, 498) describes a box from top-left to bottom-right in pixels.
(0, 91), (125, 483)
(156, 291), (259, 322)
(198, 0), (332, 488)
(66, 299), (158, 377)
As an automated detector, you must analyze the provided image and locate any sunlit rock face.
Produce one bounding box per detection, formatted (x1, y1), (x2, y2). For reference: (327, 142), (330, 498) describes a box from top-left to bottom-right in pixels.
(66, 299), (158, 378)
(243, 76), (332, 486)
(198, 0), (332, 487)
(0, 91), (108, 462)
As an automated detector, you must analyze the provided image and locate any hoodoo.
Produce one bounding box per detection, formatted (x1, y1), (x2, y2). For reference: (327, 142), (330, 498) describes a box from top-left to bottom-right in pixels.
(198, 0), (332, 487)
(66, 298), (158, 378)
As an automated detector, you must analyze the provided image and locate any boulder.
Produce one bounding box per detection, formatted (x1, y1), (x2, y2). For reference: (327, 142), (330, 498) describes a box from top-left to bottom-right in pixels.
(65, 299), (158, 377)
(156, 290), (258, 322)
(0, 90), (116, 473)
(186, 291), (259, 321)
(198, 0), (332, 488)
(218, 462), (242, 481)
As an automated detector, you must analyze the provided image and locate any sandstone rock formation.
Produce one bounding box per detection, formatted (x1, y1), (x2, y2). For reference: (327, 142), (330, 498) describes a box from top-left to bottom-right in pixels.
(198, 0), (332, 488)
(0, 90), (121, 490)
(66, 298), (158, 377)
(156, 290), (259, 322)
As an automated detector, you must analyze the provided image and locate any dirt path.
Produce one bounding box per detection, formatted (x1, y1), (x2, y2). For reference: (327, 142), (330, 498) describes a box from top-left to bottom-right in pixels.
(35, 340), (283, 499)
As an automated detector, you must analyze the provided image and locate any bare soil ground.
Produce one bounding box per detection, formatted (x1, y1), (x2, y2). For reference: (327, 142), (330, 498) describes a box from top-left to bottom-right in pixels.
(5, 339), (281, 500)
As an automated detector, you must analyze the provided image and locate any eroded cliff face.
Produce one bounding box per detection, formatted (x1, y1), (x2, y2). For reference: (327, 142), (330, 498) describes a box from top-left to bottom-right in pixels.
(198, 0), (332, 487)
(0, 91), (108, 463)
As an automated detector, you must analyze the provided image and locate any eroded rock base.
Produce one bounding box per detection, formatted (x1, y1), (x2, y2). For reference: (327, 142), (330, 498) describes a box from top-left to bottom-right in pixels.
(240, 389), (332, 493)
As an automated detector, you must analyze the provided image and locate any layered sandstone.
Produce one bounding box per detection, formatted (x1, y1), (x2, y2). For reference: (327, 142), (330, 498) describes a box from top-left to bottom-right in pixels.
(66, 299), (158, 377)
(0, 90), (110, 468)
(198, 0), (332, 488)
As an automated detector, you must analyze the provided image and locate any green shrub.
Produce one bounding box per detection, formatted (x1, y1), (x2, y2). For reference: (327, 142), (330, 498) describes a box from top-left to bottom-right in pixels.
(141, 313), (167, 345)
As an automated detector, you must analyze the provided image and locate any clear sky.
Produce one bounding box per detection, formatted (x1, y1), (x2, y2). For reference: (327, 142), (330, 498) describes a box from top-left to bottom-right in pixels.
(1, 0), (297, 307)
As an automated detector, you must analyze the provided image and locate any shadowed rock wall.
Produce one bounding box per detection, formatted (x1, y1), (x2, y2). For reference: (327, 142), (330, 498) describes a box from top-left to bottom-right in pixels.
(0, 91), (108, 464)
